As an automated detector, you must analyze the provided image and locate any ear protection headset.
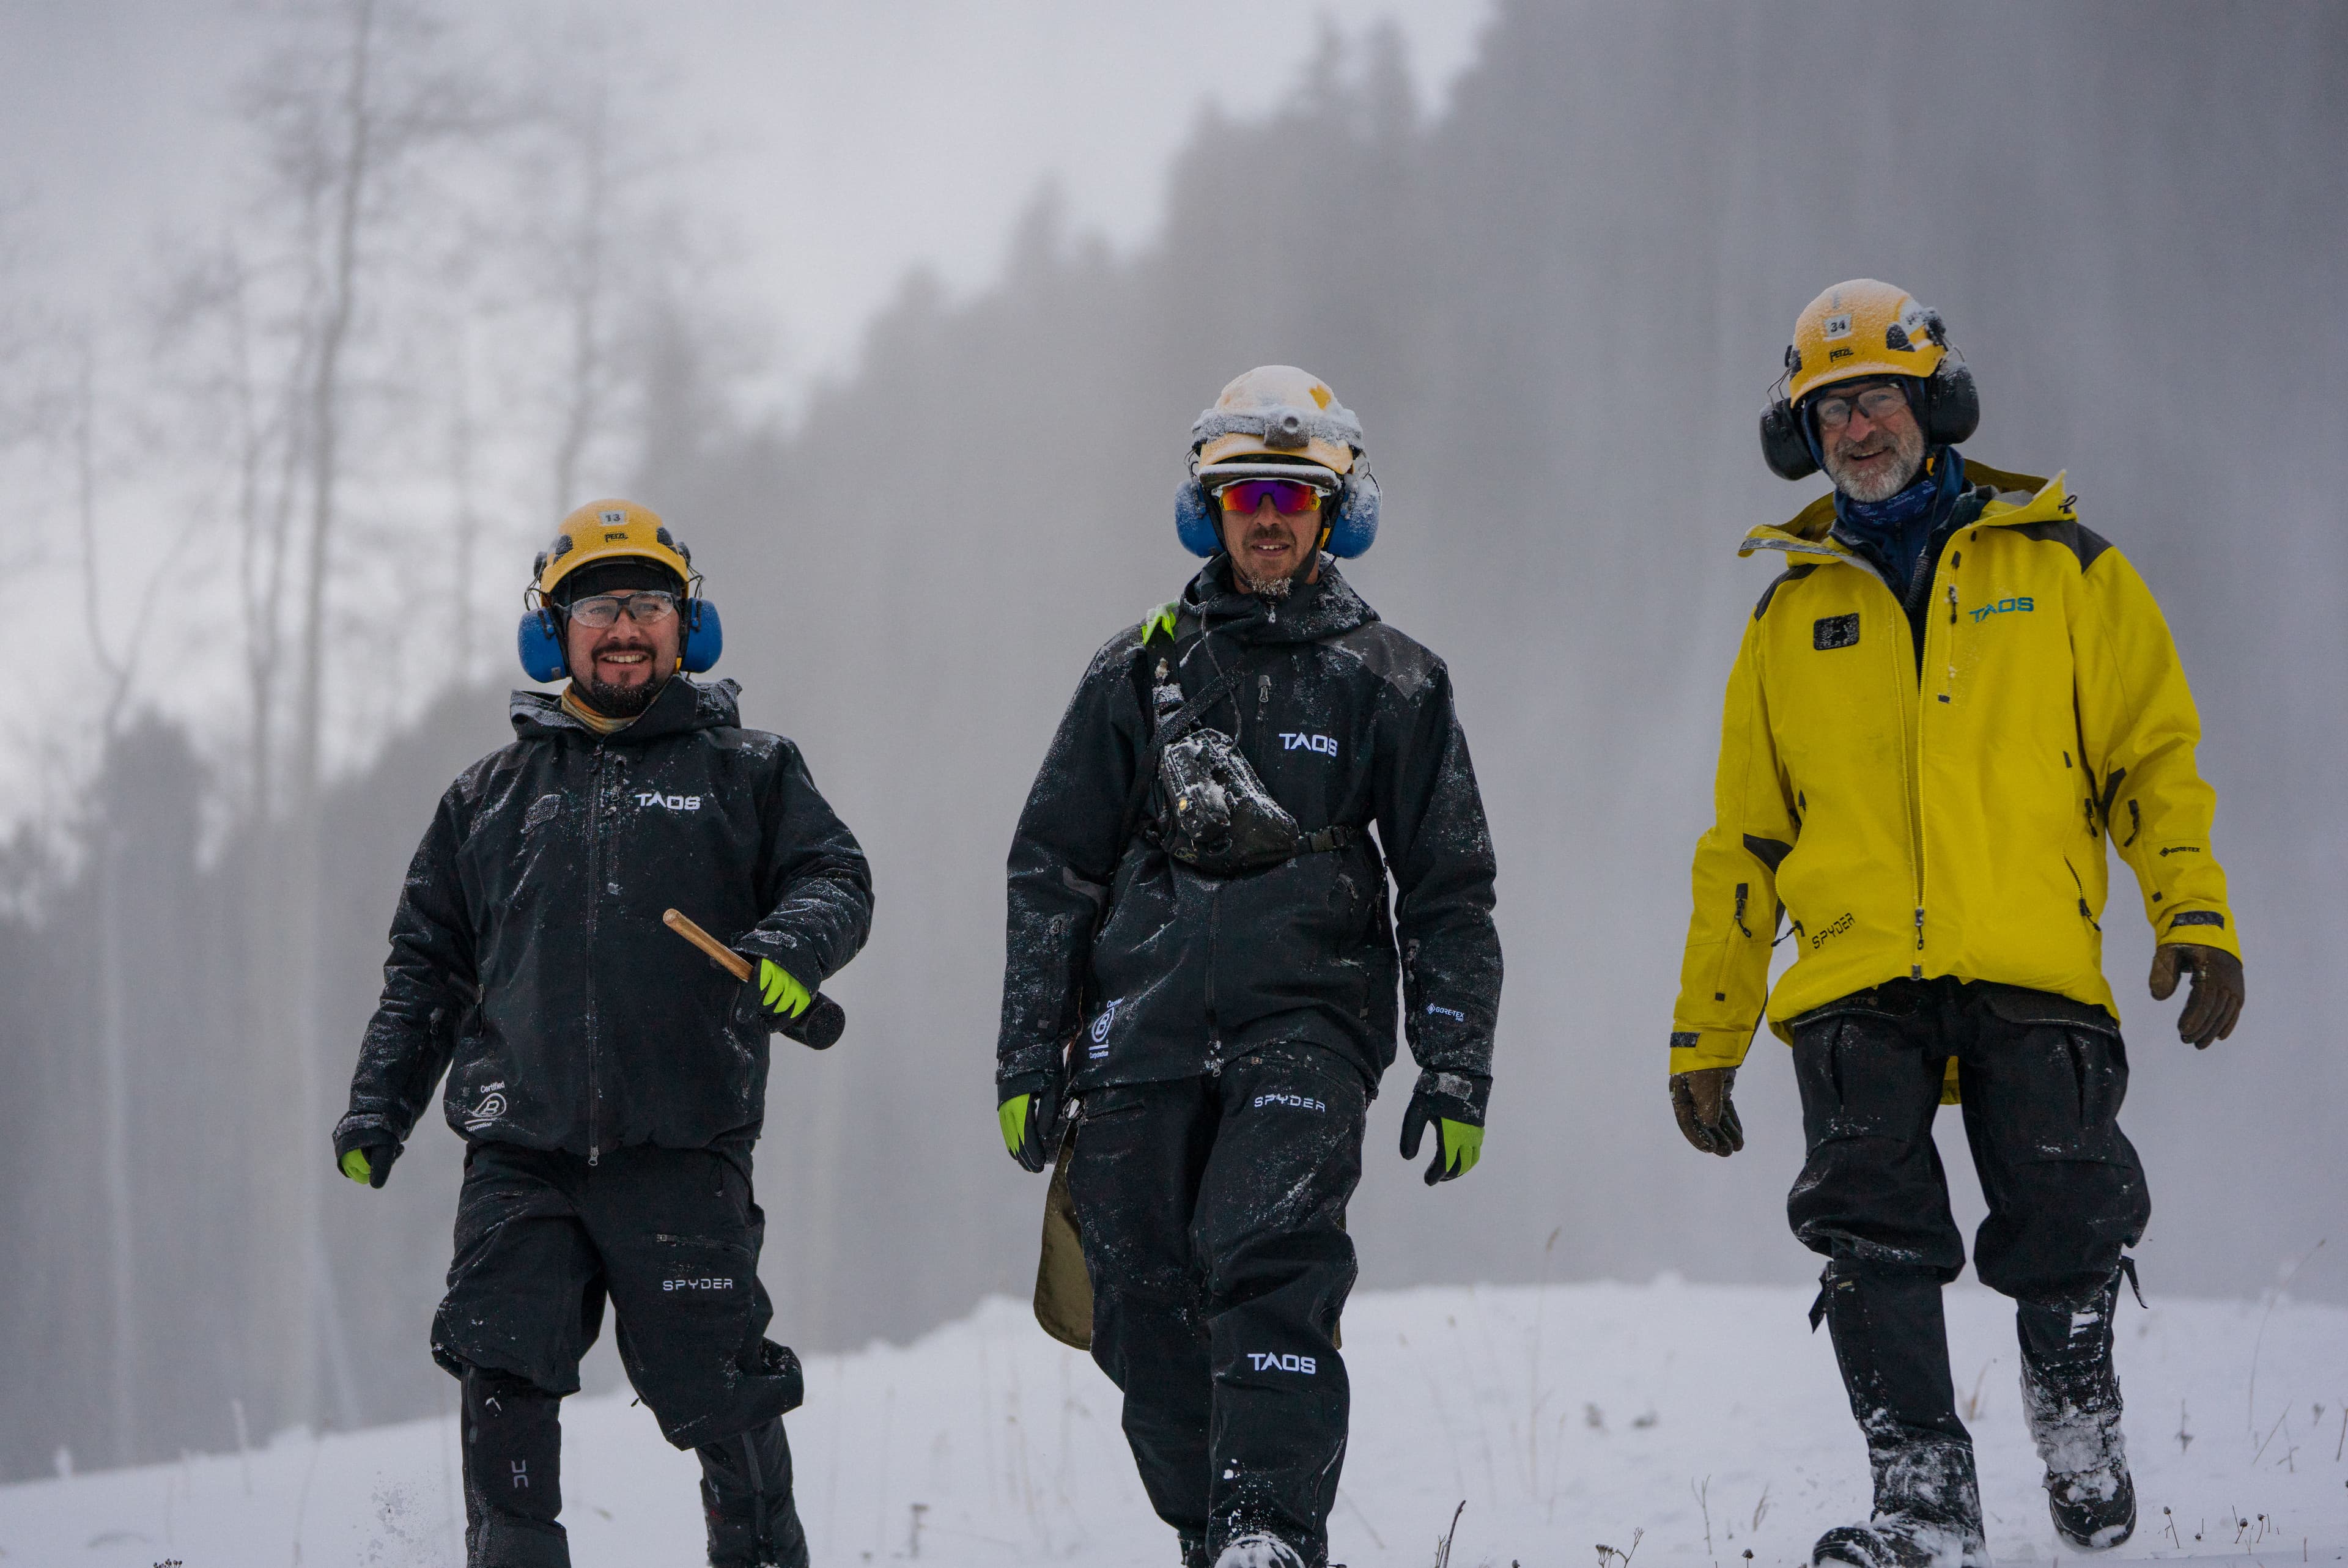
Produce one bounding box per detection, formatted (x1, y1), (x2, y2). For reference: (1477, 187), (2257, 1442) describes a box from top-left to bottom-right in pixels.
(515, 526), (723, 683)
(1759, 318), (1980, 482)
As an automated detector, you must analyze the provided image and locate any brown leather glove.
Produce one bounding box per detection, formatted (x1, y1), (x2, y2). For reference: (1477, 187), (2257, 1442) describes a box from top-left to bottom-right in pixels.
(2149, 943), (2245, 1048)
(1670, 1066), (1744, 1157)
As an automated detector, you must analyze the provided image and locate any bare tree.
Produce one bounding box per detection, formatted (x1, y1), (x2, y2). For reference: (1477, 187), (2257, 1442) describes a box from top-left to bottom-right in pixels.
(226, 0), (493, 1437)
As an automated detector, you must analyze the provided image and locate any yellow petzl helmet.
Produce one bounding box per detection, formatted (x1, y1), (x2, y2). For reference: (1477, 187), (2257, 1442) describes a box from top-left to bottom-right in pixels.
(533, 498), (694, 599)
(1192, 365), (1361, 476)
(1785, 278), (1949, 403)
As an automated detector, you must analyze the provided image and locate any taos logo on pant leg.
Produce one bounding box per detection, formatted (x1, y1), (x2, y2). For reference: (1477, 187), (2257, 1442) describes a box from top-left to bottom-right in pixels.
(1247, 1352), (1317, 1374)
(1279, 732), (1338, 756)
(663, 1277), (736, 1292)
(1253, 1092), (1326, 1113)
(636, 792), (702, 810)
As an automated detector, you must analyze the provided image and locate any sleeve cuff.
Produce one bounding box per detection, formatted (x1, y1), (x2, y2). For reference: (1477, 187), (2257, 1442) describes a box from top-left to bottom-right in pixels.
(1668, 1028), (1752, 1075)
(2156, 905), (2240, 960)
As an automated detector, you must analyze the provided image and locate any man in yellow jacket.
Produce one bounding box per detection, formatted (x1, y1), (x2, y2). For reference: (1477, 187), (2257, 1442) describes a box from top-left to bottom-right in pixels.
(1669, 280), (2245, 1567)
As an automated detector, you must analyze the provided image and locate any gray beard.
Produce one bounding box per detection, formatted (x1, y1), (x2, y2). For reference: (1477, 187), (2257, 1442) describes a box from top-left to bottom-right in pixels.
(1825, 424), (1928, 502)
(1237, 569), (1296, 600)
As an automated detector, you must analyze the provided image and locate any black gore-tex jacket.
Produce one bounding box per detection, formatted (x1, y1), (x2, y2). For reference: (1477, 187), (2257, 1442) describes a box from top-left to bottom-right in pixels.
(997, 556), (1501, 1102)
(336, 676), (871, 1163)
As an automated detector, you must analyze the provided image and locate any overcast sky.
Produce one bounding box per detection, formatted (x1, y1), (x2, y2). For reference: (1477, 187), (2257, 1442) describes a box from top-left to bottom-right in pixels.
(4, 0), (1493, 403)
(0, 0), (1493, 804)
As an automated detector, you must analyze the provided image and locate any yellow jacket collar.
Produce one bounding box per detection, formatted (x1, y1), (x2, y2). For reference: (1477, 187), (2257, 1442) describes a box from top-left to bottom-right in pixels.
(1737, 463), (2074, 562)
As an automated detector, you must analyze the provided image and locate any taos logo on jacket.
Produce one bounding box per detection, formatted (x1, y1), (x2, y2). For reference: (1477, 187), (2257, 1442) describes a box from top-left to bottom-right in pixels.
(1280, 732), (1338, 756)
(1247, 1352), (1317, 1374)
(1968, 596), (2035, 623)
(637, 792), (701, 810)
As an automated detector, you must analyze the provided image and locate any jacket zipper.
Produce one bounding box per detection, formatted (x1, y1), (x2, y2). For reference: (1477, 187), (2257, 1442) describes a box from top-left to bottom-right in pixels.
(1909, 543), (1967, 976)
(583, 743), (607, 1165)
(1892, 575), (1927, 977)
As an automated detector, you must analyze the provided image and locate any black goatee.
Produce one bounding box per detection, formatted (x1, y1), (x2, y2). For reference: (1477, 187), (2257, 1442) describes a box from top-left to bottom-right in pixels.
(580, 672), (665, 717)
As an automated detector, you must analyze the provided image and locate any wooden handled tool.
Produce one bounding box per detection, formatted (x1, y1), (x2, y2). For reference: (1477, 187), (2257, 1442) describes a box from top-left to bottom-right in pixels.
(663, 907), (845, 1050)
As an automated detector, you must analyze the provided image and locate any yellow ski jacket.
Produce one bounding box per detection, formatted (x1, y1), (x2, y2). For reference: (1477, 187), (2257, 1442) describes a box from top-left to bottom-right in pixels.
(1670, 463), (2237, 1077)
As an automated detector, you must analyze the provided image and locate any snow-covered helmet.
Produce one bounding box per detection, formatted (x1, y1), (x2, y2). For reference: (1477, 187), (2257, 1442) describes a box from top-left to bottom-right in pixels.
(1175, 366), (1380, 558)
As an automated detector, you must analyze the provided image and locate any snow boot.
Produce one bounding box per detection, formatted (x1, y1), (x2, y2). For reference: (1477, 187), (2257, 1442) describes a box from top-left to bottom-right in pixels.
(1812, 1438), (1988, 1568)
(1812, 1264), (1988, 1567)
(2018, 1279), (2136, 1549)
(1213, 1534), (1310, 1568)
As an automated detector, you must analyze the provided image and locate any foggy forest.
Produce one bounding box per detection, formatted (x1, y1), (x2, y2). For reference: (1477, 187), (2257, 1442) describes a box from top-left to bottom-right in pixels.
(2, 0), (2344, 1529)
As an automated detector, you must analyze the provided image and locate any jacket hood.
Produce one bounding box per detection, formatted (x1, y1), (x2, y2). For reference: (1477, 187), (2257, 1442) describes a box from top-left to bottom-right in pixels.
(509, 675), (743, 743)
(1738, 462), (2074, 564)
(1178, 554), (1379, 645)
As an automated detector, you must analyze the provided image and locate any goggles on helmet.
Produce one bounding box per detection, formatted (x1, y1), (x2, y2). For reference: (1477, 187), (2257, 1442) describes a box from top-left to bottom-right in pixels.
(566, 591), (680, 628)
(1214, 477), (1331, 515)
(1808, 381), (1912, 433)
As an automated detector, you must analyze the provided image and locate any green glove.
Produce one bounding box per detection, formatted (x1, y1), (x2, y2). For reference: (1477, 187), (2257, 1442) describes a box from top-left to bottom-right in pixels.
(1399, 1069), (1490, 1185)
(756, 958), (811, 1020)
(998, 1078), (1061, 1172)
(338, 1141), (398, 1188)
(1435, 1118), (1484, 1179)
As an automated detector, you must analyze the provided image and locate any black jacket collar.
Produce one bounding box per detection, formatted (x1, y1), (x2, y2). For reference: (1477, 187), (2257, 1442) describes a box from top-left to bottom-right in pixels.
(1180, 554), (1378, 646)
(508, 675), (742, 743)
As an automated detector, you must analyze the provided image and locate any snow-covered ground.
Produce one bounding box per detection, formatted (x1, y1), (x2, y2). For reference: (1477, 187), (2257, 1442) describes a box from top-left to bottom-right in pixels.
(5, 1279), (2344, 1567)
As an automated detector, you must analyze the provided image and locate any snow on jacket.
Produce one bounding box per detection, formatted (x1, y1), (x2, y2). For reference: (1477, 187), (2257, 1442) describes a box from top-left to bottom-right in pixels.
(336, 675), (872, 1161)
(997, 556), (1501, 1100)
(1670, 463), (2237, 1074)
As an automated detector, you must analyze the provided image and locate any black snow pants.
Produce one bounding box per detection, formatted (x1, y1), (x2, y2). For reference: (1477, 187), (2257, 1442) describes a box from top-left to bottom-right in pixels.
(1787, 977), (2149, 1496)
(435, 1141), (808, 1568)
(1067, 1050), (1365, 1568)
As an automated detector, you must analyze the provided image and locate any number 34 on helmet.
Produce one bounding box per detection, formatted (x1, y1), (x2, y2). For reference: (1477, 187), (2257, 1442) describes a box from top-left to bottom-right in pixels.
(515, 499), (723, 682)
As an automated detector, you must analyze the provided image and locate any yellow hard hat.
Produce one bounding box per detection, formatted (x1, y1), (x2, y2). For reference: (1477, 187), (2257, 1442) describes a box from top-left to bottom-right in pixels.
(1785, 279), (1950, 404)
(534, 498), (693, 599)
(1192, 365), (1360, 476)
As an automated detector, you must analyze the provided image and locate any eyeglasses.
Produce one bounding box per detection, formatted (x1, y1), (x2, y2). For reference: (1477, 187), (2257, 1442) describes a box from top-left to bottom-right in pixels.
(567, 591), (679, 628)
(1809, 383), (1910, 432)
(1214, 478), (1329, 515)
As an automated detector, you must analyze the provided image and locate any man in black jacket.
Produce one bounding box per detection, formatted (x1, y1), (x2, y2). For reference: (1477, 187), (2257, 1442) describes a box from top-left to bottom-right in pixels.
(997, 367), (1502, 1568)
(334, 500), (871, 1568)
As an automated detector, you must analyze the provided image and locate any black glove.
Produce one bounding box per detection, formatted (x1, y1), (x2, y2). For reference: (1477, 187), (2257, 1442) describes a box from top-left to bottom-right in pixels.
(1399, 1069), (1490, 1185)
(2149, 943), (2245, 1048)
(334, 1130), (401, 1189)
(998, 1075), (1063, 1174)
(1669, 1066), (1743, 1157)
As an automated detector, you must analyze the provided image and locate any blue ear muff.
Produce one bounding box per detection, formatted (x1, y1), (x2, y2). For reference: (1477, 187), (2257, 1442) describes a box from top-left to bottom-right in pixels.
(1175, 478), (1220, 557)
(680, 597), (723, 673)
(517, 606), (567, 682)
(1324, 469), (1379, 558)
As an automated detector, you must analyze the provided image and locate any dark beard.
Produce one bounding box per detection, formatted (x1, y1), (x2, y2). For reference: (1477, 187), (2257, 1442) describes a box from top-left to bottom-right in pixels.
(580, 672), (666, 718)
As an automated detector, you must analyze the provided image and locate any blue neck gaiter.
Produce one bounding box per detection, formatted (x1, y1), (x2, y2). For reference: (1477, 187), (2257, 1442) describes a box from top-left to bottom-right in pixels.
(1833, 448), (1966, 594)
